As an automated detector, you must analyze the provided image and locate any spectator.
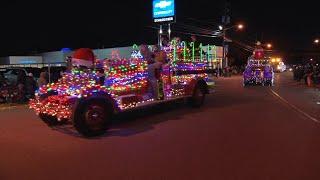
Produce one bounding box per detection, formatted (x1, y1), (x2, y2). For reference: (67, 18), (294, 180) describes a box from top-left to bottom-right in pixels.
(38, 71), (48, 88)
(17, 70), (26, 86)
(25, 73), (37, 99)
(190, 35), (201, 57)
(172, 37), (181, 47)
(213, 68), (219, 77)
(0, 73), (7, 88)
(153, 45), (167, 64)
(17, 70), (26, 102)
(141, 44), (163, 99)
(219, 67), (222, 76)
(66, 56), (73, 73)
(140, 44), (153, 63)
(52, 68), (65, 82)
(41, 69), (50, 83)
(161, 36), (169, 47)
(147, 58), (161, 99)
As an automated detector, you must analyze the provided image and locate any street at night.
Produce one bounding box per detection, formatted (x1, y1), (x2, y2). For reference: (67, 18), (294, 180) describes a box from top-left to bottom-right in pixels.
(1, 0), (320, 179)
(1, 72), (319, 180)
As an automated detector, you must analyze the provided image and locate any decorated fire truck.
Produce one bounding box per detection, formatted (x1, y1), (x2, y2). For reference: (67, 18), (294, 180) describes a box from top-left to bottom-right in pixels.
(30, 42), (215, 137)
(243, 42), (274, 86)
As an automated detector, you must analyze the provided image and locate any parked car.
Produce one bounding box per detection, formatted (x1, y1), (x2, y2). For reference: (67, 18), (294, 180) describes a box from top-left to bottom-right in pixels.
(1, 68), (28, 85)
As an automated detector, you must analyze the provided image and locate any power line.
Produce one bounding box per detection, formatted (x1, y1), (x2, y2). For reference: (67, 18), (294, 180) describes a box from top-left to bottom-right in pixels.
(186, 18), (220, 27)
(174, 23), (214, 35)
(147, 26), (219, 38)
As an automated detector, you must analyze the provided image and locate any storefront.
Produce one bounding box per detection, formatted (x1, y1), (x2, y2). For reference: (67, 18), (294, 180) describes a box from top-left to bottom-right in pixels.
(41, 50), (72, 67)
(0, 45), (223, 68)
(0, 56), (43, 68)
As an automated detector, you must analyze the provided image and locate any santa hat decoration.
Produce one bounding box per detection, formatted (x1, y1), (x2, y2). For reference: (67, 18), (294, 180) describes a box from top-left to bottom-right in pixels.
(72, 48), (95, 67)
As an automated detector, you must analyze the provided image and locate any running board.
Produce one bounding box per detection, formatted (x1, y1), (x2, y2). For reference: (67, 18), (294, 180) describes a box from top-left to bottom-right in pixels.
(119, 96), (190, 112)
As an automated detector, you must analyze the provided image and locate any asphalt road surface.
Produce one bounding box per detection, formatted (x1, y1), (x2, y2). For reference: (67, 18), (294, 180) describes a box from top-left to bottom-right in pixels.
(0, 72), (319, 180)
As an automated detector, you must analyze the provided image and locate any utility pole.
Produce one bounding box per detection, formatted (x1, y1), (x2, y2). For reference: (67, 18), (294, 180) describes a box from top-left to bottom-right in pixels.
(158, 25), (163, 47)
(222, 0), (231, 68)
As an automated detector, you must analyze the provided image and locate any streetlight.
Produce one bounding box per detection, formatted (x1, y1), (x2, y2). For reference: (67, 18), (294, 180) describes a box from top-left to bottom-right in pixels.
(267, 43), (272, 49)
(220, 23), (244, 31)
(237, 24), (244, 30)
(314, 39), (319, 44)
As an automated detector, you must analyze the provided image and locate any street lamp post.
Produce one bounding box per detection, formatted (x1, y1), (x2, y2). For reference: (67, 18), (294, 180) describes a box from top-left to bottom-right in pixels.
(220, 24), (244, 68)
(158, 25), (163, 47)
(222, 29), (226, 69)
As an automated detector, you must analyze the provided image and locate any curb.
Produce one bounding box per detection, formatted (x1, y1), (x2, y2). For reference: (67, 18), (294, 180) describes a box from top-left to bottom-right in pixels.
(0, 104), (28, 111)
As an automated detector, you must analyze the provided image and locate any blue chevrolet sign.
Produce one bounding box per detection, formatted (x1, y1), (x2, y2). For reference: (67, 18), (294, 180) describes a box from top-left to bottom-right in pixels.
(153, 0), (175, 22)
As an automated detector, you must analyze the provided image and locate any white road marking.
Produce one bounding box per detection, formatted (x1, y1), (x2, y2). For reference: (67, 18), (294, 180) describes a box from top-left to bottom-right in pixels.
(270, 89), (320, 123)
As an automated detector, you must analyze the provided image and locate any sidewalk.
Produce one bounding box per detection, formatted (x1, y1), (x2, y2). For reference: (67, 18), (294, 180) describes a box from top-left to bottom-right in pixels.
(297, 79), (320, 90)
(0, 103), (28, 111)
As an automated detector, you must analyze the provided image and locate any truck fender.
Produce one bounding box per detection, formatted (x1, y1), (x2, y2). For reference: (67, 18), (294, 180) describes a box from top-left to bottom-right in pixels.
(73, 91), (119, 116)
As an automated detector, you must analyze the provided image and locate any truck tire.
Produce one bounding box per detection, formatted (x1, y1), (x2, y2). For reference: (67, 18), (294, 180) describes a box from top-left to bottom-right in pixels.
(39, 113), (61, 126)
(73, 98), (112, 137)
(189, 83), (206, 108)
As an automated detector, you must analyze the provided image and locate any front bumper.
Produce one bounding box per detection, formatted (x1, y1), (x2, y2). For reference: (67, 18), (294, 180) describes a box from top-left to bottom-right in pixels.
(207, 81), (215, 94)
(29, 95), (75, 121)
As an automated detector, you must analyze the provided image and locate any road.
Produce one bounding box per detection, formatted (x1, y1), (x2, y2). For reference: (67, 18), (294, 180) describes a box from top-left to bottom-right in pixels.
(0, 72), (319, 180)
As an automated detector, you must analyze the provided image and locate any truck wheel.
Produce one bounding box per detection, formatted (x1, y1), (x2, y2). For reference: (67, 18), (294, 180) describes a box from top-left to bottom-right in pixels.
(39, 113), (61, 126)
(73, 99), (112, 137)
(189, 83), (206, 108)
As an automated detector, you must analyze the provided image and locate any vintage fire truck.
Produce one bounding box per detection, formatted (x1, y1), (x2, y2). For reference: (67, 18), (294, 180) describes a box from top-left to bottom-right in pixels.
(30, 43), (215, 137)
(243, 43), (274, 86)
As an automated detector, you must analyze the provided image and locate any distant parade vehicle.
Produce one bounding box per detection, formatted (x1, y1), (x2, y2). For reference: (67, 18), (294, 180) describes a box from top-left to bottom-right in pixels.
(270, 58), (286, 72)
(243, 42), (274, 86)
(30, 42), (215, 137)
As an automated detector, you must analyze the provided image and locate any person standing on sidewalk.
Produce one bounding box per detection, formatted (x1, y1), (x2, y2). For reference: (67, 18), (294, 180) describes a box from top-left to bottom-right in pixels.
(38, 71), (48, 88)
(16, 70), (26, 102)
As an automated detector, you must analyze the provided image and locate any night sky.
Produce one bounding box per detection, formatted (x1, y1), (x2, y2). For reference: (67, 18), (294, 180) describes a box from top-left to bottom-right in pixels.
(0, 0), (318, 61)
